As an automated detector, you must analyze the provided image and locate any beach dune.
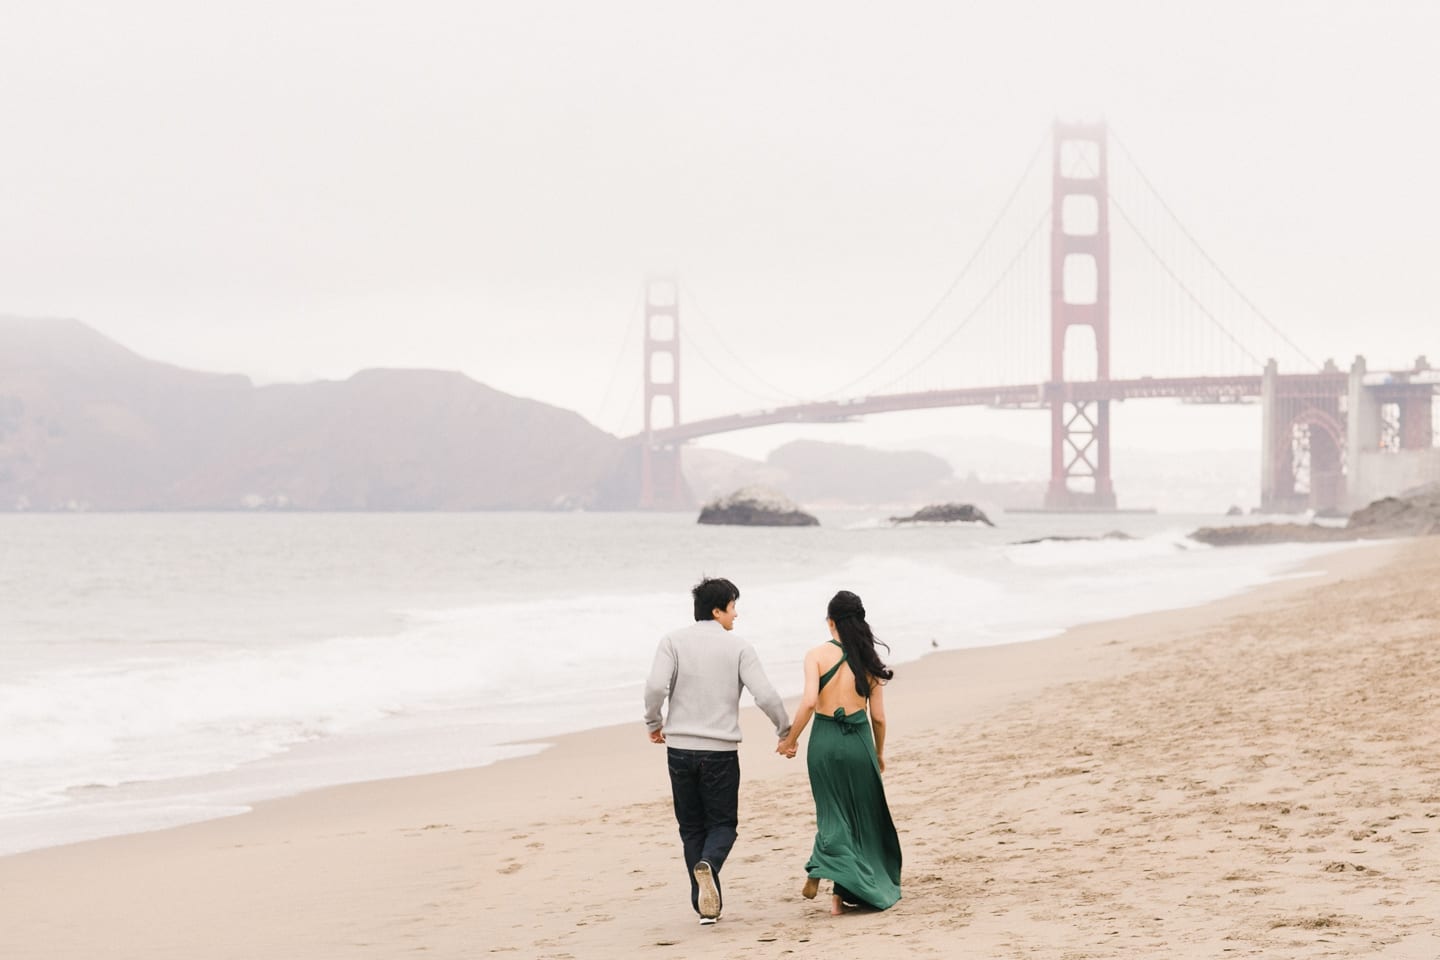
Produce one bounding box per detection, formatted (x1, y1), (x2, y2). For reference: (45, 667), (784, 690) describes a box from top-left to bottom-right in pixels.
(3, 540), (1439, 958)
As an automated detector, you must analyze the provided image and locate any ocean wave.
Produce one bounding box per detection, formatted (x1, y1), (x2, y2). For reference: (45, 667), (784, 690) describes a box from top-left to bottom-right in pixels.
(1, 524), (1358, 855)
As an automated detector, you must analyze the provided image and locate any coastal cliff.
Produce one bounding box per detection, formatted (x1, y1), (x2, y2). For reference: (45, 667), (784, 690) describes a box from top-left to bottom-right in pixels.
(0, 317), (635, 510)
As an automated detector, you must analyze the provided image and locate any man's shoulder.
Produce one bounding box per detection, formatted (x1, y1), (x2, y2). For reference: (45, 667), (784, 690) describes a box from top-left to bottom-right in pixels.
(667, 621), (748, 650)
(665, 621), (700, 642)
(667, 620), (714, 637)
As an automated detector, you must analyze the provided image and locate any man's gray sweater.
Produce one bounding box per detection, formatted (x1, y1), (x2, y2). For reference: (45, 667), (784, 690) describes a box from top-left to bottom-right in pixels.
(643, 620), (792, 751)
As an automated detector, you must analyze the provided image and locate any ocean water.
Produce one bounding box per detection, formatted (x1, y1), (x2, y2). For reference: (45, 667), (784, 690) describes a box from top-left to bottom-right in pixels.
(0, 510), (1353, 856)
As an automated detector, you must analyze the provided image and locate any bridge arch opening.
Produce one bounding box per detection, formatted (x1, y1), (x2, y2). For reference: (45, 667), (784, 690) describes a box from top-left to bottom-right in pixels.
(1062, 325), (1098, 381)
(1288, 407), (1346, 504)
(1380, 402), (1401, 452)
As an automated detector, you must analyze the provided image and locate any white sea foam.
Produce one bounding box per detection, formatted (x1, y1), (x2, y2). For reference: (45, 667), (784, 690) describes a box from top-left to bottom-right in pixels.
(0, 513), (1357, 855)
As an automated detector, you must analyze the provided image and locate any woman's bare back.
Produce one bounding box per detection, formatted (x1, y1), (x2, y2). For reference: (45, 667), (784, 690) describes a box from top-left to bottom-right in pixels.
(812, 641), (869, 716)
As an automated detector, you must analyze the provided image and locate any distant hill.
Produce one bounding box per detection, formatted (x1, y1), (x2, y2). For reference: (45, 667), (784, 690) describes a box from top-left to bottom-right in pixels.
(684, 439), (1043, 510)
(682, 447), (790, 503)
(765, 439), (954, 504)
(0, 317), (638, 510)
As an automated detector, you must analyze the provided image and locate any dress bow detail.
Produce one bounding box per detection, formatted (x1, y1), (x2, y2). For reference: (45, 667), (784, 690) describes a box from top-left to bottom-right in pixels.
(833, 707), (860, 734)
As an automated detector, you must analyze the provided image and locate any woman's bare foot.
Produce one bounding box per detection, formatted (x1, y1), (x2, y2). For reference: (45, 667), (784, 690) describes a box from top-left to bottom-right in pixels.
(802, 877), (819, 900)
(830, 894), (845, 916)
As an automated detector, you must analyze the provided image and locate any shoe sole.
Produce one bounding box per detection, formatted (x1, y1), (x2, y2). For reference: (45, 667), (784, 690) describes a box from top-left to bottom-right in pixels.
(694, 861), (721, 920)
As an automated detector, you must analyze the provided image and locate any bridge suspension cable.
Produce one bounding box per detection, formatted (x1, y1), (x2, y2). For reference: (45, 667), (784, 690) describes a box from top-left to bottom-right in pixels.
(1109, 128), (1320, 371)
(815, 131), (1051, 399)
(1065, 137), (1276, 377)
(679, 291), (820, 408)
(867, 204), (1052, 394)
(679, 284), (806, 404)
(1108, 196), (1265, 369)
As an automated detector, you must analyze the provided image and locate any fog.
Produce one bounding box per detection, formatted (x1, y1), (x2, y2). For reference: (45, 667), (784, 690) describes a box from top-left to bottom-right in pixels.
(2, 1), (1436, 464)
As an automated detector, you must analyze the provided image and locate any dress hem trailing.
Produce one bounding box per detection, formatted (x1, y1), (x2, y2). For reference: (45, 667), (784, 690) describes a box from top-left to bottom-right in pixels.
(803, 706), (902, 910)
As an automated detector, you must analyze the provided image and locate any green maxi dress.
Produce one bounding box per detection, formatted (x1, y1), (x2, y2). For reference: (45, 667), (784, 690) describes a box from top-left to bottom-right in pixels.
(804, 641), (902, 909)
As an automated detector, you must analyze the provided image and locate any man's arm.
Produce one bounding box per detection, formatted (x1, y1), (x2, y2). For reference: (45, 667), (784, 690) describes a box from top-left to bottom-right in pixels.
(642, 635), (676, 740)
(738, 644), (791, 739)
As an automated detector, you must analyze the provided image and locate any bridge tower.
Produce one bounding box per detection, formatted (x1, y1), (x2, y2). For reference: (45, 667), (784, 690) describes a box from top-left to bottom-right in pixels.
(1045, 121), (1117, 510)
(639, 277), (688, 510)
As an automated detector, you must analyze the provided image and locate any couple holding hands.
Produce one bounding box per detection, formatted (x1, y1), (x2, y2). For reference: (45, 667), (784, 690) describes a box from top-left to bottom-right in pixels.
(643, 577), (902, 924)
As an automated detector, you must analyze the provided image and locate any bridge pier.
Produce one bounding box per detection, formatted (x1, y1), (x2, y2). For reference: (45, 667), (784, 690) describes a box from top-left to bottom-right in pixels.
(1344, 355), (1440, 509)
(639, 444), (687, 511)
(1045, 398), (1116, 510)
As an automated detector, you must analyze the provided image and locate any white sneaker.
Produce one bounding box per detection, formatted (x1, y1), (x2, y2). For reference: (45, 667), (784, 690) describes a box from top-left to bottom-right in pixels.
(694, 860), (721, 921)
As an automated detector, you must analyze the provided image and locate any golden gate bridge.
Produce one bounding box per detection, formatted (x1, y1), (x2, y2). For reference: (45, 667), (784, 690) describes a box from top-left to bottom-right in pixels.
(622, 122), (1438, 513)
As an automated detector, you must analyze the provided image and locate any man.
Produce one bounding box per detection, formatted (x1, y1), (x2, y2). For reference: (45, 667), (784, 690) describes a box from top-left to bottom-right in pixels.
(643, 577), (791, 925)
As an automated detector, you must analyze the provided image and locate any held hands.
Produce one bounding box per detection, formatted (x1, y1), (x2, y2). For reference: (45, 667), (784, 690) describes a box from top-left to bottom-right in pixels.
(776, 738), (797, 759)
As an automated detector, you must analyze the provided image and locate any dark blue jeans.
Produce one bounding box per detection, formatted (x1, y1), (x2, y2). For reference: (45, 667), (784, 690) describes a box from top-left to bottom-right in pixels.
(666, 747), (740, 914)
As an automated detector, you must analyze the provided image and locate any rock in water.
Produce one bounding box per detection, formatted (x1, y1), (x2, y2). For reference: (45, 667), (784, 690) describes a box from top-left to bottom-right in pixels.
(697, 487), (819, 527)
(890, 503), (995, 526)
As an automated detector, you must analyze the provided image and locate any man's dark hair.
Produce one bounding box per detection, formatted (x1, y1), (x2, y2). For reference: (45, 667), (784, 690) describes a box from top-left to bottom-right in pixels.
(692, 577), (740, 622)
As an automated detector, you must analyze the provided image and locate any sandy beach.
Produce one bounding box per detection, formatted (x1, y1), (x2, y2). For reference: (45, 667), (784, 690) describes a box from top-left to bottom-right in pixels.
(4, 538), (1439, 958)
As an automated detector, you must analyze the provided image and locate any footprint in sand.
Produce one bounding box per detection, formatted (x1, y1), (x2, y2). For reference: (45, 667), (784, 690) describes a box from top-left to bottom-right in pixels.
(498, 860), (524, 875)
(1322, 860), (1378, 874)
(1270, 914), (1343, 931)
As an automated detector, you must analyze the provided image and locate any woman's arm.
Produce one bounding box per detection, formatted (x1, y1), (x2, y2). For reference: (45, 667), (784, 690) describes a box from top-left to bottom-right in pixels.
(777, 651), (821, 758)
(868, 678), (888, 773)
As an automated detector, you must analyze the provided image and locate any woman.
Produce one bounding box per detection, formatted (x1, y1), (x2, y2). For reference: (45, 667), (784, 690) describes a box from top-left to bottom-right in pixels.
(777, 590), (902, 914)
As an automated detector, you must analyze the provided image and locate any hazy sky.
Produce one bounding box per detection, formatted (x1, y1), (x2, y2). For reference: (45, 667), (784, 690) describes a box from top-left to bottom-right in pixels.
(3, 1), (1436, 462)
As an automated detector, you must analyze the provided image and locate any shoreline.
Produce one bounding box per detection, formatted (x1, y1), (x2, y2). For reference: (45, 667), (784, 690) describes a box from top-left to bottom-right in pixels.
(4, 538), (1435, 959)
(1, 535), (1366, 859)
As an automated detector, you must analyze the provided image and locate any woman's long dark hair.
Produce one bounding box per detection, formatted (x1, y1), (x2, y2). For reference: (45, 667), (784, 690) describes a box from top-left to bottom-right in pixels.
(827, 590), (893, 698)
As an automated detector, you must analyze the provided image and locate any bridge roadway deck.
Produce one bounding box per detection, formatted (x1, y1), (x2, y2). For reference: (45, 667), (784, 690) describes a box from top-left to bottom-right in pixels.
(630, 371), (1434, 446)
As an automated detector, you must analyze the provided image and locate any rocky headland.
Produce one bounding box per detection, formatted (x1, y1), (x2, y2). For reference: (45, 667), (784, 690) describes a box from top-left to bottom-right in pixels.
(1190, 484), (1440, 546)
